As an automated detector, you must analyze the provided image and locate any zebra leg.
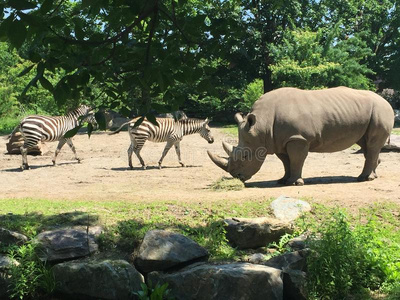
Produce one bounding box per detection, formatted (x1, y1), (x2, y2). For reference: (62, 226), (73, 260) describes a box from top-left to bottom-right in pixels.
(20, 146), (29, 170)
(158, 141), (174, 169)
(174, 142), (185, 167)
(129, 137), (147, 170)
(66, 138), (81, 163)
(52, 138), (67, 165)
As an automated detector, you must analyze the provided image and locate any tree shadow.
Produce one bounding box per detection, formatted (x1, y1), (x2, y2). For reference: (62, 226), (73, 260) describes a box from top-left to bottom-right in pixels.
(247, 175), (357, 188)
(110, 165), (202, 171)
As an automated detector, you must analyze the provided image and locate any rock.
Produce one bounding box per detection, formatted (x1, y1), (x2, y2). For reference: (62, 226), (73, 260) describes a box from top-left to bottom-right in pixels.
(0, 255), (18, 300)
(53, 259), (144, 300)
(135, 230), (208, 273)
(282, 268), (307, 300)
(224, 217), (293, 249)
(382, 134), (400, 152)
(287, 235), (308, 251)
(34, 228), (99, 263)
(263, 249), (310, 272)
(271, 196), (312, 222)
(148, 262), (283, 300)
(0, 255), (18, 270)
(6, 131), (48, 155)
(0, 228), (28, 247)
(103, 110), (130, 130)
(248, 253), (267, 264)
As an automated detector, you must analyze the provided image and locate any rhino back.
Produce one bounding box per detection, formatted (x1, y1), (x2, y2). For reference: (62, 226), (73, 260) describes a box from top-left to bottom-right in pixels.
(251, 87), (394, 153)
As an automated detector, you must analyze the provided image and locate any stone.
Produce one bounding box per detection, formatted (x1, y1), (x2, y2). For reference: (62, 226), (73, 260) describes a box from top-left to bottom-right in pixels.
(6, 131), (48, 155)
(34, 228), (99, 263)
(287, 235), (308, 251)
(282, 268), (307, 300)
(0, 228), (28, 247)
(248, 253), (267, 264)
(382, 134), (400, 152)
(271, 196), (312, 222)
(263, 249), (310, 272)
(0, 255), (18, 300)
(148, 262), (283, 300)
(53, 259), (144, 300)
(135, 230), (208, 273)
(224, 217), (293, 249)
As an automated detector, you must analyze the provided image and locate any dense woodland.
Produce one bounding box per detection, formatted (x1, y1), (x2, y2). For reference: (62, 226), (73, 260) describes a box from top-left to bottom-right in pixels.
(0, 0), (400, 130)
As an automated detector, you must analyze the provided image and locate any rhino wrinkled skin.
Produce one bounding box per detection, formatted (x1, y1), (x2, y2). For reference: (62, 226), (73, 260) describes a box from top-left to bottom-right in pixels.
(208, 87), (394, 185)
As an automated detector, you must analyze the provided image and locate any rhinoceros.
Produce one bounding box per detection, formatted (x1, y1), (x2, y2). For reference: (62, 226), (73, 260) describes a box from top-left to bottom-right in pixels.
(208, 87), (394, 185)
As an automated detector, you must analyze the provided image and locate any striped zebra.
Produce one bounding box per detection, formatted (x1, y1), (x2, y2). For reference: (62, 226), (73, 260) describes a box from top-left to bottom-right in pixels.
(110, 117), (214, 169)
(10, 105), (96, 170)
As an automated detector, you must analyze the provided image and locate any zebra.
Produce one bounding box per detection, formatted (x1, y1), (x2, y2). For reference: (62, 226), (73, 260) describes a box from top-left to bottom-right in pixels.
(9, 105), (96, 170)
(109, 117), (214, 169)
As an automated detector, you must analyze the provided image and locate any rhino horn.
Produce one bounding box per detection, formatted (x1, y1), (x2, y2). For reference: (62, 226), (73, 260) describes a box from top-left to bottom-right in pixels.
(222, 141), (234, 156)
(207, 151), (228, 171)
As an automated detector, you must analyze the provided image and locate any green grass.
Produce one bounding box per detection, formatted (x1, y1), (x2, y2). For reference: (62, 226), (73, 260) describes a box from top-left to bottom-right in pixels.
(392, 128), (400, 135)
(210, 177), (245, 191)
(220, 124), (237, 136)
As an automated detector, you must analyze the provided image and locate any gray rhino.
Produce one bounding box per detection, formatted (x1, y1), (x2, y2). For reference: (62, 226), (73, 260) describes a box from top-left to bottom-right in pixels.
(208, 87), (394, 185)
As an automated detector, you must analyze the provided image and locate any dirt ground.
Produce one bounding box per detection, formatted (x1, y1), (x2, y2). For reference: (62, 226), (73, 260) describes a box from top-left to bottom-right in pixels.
(0, 127), (399, 210)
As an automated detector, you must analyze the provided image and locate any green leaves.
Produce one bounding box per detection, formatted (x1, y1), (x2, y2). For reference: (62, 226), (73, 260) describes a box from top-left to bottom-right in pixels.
(63, 126), (82, 139)
(8, 20), (27, 48)
(8, 0), (36, 10)
(94, 112), (107, 131)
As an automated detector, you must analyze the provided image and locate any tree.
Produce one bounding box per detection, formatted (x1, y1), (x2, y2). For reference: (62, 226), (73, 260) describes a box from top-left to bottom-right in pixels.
(270, 28), (374, 89)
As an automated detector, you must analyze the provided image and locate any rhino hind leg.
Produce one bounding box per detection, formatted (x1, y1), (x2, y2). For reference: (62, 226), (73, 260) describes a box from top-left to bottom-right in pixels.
(285, 140), (309, 186)
(356, 136), (384, 181)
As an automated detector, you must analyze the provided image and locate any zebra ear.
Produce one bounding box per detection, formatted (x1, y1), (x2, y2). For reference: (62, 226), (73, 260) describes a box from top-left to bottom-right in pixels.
(205, 118), (210, 124)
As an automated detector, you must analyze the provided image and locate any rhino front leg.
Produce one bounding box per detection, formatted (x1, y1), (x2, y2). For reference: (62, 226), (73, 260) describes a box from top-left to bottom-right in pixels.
(285, 140), (309, 186)
(276, 153), (290, 184)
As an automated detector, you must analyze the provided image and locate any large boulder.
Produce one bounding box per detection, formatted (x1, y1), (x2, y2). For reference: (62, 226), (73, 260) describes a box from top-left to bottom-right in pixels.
(148, 262), (283, 300)
(34, 227), (100, 263)
(0, 255), (18, 299)
(53, 259), (144, 300)
(0, 228), (28, 247)
(6, 131), (48, 155)
(135, 230), (208, 273)
(282, 268), (307, 300)
(224, 217), (293, 249)
(271, 196), (312, 222)
(263, 249), (310, 272)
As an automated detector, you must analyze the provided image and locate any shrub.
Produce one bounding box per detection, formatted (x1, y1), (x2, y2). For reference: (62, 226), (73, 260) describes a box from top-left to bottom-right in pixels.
(305, 210), (400, 299)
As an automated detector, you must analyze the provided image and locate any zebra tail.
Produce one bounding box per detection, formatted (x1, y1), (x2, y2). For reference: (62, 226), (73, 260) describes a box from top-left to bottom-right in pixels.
(108, 121), (133, 135)
(5, 124), (20, 140)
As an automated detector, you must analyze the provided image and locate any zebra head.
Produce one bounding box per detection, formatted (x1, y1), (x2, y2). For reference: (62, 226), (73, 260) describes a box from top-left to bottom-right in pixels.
(200, 118), (214, 144)
(76, 105), (97, 128)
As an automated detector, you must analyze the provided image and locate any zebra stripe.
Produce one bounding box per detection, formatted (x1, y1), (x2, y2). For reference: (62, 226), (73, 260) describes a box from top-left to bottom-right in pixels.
(110, 117), (214, 169)
(14, 105), (96, 170)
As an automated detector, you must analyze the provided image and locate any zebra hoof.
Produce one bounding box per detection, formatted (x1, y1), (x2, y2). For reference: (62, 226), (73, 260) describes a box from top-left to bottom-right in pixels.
(143, 166), (147, 170)
(180, 163), (186, 167)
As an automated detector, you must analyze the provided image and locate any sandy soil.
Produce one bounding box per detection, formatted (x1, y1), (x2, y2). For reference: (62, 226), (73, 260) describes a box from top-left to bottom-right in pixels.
(0, 128), (399, 210)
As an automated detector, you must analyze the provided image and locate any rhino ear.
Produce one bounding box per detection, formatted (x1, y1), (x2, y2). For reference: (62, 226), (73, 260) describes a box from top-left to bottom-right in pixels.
(247, 113), (256, 129)
(234, 113), (243, 124)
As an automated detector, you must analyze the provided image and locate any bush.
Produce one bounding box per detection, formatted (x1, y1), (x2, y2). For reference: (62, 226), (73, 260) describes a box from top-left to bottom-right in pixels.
(305, 210), (400, 299)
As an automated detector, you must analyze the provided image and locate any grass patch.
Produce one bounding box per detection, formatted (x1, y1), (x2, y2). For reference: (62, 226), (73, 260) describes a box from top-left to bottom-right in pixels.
(210, 177), (245, 191)
(220, 124), (237, 136)
(392, 128), (400, 135)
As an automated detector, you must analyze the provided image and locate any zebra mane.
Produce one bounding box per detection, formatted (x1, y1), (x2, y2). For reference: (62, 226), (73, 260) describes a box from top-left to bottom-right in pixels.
(66, 105), (92, 118)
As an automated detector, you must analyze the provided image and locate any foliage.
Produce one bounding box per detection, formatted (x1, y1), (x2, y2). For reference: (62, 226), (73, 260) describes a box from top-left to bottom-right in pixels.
(240, 79), (264, 112)
(303, 209), (400, 299)
(134, 281), (174, 300)
(6, 243), (55, 299)
(270, 29), (374, 89)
